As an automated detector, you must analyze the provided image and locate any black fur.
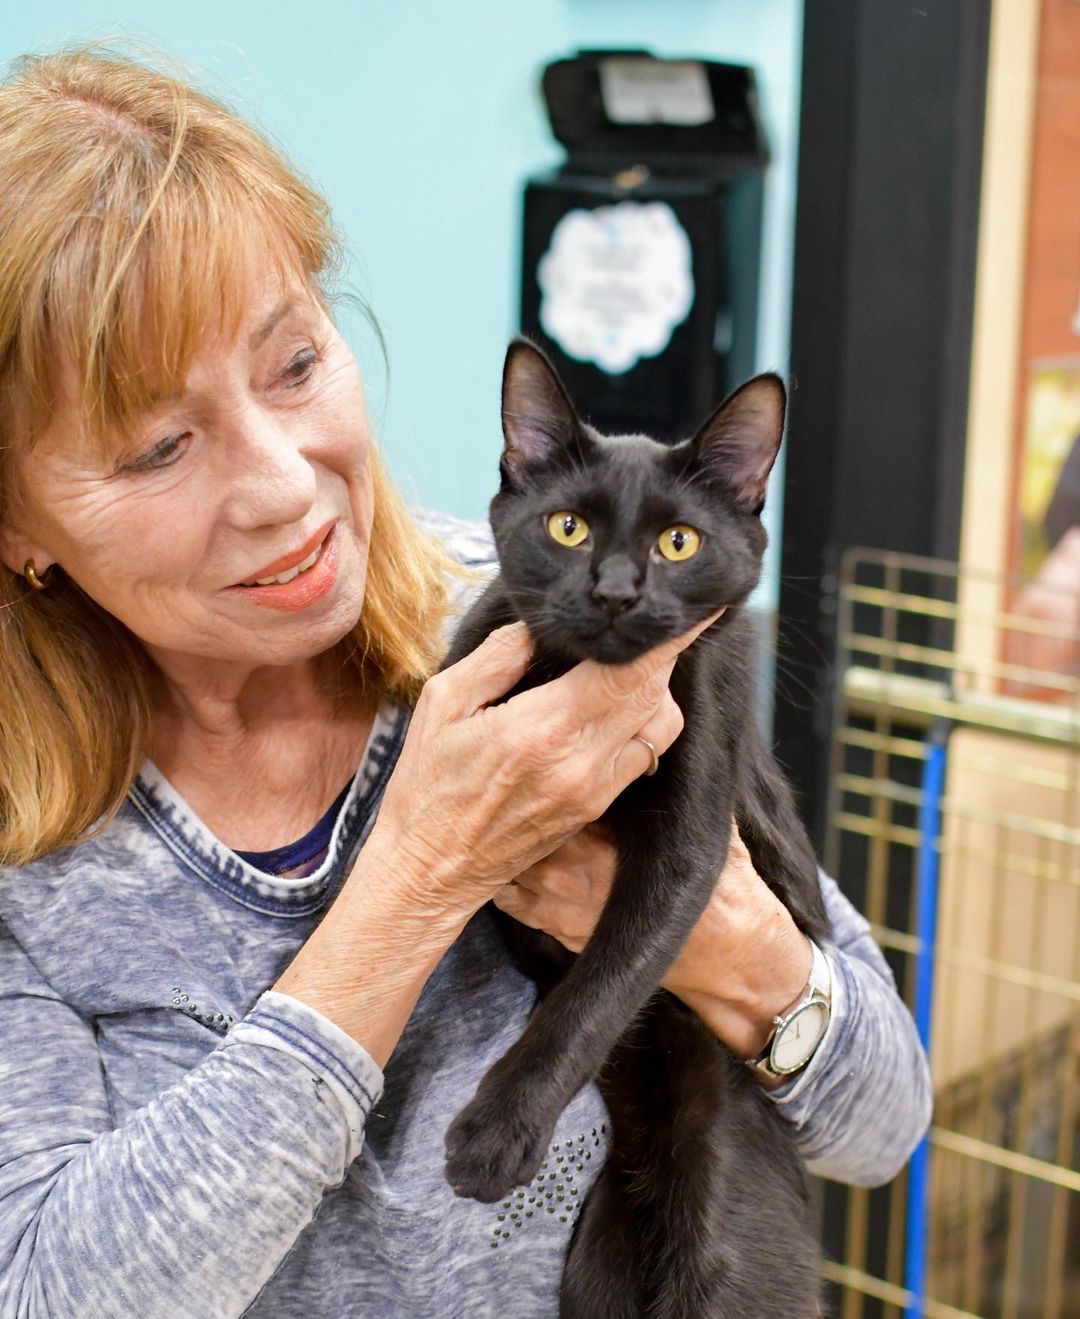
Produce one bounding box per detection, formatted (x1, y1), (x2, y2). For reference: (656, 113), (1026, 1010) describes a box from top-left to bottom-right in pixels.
(442, 338), (829, 1317)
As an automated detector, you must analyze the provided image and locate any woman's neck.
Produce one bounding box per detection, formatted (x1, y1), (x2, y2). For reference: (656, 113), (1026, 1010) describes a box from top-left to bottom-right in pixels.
(147, 646), (336, 742)
(146, 646), (377, 850)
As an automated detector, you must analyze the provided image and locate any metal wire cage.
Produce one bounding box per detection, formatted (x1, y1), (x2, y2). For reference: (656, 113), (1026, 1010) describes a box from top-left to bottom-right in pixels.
(819, 548), (1080, 1319)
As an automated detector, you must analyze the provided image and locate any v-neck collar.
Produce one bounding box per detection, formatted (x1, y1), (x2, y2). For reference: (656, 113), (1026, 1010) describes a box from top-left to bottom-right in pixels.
(126, 701), (408, 917)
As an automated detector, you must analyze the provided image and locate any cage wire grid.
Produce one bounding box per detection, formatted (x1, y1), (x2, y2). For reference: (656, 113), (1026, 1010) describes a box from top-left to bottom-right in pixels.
(816, 549), (1080, 1319)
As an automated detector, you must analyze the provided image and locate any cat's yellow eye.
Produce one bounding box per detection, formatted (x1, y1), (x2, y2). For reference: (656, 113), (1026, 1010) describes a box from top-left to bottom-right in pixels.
(657, 525), (701, 562)
(547, 511), (590, 548)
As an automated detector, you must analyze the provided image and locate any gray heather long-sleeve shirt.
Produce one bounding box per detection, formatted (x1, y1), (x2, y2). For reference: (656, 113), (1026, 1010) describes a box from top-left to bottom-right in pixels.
(0, 515), (932, 1319)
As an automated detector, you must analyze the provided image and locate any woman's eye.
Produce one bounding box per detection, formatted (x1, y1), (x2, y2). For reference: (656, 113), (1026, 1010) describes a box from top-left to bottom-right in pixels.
(128, 433), (188, 472)
(547, 511), (590, 548)
(282, 348), (319, 388)
(656, 525), (701, 562)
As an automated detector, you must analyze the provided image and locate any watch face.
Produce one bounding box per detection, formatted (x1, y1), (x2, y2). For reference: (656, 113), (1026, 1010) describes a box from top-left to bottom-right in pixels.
(771, 1001), (829, 1074)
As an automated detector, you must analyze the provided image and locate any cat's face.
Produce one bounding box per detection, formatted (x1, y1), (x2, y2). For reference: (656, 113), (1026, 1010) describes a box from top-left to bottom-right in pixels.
(490, 339), (785, 665)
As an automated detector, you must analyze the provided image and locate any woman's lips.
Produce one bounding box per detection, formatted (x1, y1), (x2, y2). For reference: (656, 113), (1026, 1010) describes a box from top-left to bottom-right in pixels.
(225, 524), (340, 613)
(237, 519), (336, 585)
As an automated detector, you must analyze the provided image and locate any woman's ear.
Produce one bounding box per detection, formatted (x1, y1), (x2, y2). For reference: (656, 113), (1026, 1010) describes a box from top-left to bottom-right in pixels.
(0, 522), (53, 580)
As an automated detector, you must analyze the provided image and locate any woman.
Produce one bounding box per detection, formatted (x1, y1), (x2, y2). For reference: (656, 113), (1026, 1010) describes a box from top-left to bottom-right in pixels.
(0, 47), (931, 1319)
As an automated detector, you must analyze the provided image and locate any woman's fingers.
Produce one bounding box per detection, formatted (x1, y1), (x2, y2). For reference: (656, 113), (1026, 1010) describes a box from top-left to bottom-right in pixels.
(377, 609), (713, 919)
(538, 608), (722, 728)
(428, 622), (533, 719)
(495, 821), (619, 952)
(492, 882), (589, 953)
(611, 687), (685, 789)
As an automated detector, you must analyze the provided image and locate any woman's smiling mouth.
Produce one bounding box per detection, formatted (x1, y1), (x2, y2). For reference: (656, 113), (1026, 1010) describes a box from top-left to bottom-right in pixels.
(227, 522), (340, 612)
(242, 541), (322, 587)
(236, 519), (335, 587)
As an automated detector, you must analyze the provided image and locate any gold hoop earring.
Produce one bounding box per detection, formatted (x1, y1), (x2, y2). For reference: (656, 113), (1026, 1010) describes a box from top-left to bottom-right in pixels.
(24, 559), (55, 591)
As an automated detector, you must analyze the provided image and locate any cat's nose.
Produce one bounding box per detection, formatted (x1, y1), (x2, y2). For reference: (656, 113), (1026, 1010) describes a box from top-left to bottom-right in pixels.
(593, 586), (637, 617)
(592, 558), (639, 617)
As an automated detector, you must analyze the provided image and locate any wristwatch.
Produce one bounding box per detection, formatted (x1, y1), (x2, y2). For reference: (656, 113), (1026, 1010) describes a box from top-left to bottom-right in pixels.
(745, 937), (832, 1079)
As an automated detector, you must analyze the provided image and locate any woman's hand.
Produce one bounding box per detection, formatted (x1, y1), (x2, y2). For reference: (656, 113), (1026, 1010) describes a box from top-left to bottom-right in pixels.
(491, 822), (617, 953)
(493, 819), (812, 1065)
(368, 615), (719, 926)
(277, 613), (717, 1065)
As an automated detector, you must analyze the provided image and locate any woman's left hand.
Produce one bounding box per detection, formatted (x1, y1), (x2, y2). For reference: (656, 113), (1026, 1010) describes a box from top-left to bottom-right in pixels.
(493, 818), (812, 1064)
(492, 823), (615, 955)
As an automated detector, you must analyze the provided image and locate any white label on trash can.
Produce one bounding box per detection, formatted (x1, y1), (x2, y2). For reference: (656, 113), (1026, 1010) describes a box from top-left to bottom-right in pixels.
(537, 201), (695, 376)
(599, 59), (714, 127)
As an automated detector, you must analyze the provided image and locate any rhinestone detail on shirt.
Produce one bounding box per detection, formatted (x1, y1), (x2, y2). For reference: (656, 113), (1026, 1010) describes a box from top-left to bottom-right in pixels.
(170, 987), (235, 1034)
(489, 1124), (606, 1247)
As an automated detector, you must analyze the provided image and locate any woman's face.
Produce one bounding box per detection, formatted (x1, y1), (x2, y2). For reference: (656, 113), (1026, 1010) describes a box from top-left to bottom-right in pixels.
(1, 263), (375, 684)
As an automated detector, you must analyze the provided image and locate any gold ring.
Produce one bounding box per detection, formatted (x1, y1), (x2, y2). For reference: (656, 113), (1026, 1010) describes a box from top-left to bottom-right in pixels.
(631, 735), (660, 776)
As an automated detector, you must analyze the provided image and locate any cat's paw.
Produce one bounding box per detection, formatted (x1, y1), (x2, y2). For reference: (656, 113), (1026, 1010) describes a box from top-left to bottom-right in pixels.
(444, 1091), (553, 1203)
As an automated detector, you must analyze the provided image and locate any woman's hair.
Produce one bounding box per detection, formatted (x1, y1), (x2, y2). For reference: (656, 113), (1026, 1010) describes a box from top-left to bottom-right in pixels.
(0, 45), (462, 866)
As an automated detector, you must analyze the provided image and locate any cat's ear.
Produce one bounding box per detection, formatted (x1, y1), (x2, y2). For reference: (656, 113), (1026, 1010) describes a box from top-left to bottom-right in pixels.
(690, 374), (786, 514)
(501, 337), (580, 479)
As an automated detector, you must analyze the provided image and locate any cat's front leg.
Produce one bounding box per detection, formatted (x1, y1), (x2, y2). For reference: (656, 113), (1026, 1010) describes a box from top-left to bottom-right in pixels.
(443, 1042), (567, 1202)
(445, 828), (726, 1202)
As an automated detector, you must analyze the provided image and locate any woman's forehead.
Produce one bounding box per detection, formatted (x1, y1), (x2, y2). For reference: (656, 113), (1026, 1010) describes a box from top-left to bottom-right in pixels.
(237, 272), (328, 355)
(46, 261), (326, 462)
(139, 268), (325, 393)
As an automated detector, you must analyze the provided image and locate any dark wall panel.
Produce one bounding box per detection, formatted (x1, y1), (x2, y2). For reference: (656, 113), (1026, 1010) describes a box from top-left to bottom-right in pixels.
(774, 0), (990, 847)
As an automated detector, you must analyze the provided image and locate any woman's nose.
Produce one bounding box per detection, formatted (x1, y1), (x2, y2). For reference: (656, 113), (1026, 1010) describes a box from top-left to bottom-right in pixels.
(220, 407), (318, 530)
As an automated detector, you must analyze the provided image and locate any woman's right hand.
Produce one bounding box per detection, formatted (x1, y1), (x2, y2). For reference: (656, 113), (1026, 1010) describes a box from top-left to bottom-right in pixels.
(368, 616), (713, 925)
(275, 613), (716, 1063)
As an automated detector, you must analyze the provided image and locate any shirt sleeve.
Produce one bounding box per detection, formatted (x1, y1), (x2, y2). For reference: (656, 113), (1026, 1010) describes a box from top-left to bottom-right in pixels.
(766, 871), (933, 1187)
(0, 921), (383, 1319)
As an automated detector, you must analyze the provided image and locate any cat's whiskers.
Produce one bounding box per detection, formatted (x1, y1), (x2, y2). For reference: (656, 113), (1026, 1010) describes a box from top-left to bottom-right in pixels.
(771, 609), (832, 712)
(772, 657), (822, 713)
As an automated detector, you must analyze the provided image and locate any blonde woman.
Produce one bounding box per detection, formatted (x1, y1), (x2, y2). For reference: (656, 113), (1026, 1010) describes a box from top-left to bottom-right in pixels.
(0, 47), (930, 1319)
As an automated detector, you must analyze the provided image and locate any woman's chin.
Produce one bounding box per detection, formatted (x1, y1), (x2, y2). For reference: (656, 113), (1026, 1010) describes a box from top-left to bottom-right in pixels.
(172, 557), (368, 670)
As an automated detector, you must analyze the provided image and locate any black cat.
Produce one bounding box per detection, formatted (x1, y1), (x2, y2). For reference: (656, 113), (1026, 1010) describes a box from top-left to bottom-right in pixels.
(442, 338), (829, 1318)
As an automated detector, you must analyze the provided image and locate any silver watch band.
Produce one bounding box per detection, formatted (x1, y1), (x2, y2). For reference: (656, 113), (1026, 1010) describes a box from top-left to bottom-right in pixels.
(745, 937), (832, 1079)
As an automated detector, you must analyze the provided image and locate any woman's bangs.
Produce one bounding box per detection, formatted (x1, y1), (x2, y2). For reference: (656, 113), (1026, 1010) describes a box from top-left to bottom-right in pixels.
(62, 183), (325, 462)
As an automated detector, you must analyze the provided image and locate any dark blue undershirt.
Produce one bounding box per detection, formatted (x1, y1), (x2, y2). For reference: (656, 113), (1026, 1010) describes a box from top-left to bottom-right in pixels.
(235, 781), (352, 878)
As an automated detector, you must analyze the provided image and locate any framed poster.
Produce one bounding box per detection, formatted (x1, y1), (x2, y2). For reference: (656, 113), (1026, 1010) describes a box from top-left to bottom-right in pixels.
(1017, 359), (1080, 578)
(1000, 0), (1080, 690)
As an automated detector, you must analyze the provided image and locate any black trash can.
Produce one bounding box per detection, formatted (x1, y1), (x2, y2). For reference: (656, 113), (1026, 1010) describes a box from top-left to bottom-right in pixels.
(521, 51), (770, 443)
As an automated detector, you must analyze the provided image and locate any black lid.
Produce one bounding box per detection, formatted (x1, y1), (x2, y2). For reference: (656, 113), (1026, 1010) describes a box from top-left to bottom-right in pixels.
(540, 50), (769, 174)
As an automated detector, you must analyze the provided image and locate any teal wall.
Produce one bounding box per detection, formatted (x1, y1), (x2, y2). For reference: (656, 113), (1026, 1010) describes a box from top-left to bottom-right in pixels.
(2, 1), (803, 604)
